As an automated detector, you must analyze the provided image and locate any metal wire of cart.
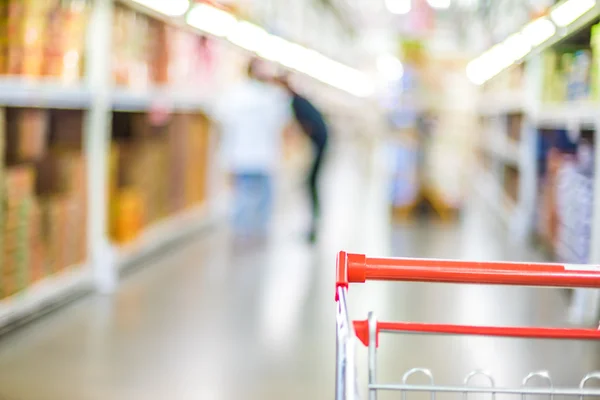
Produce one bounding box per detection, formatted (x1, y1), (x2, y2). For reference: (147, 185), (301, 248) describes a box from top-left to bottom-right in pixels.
(335, 251), (600, 399)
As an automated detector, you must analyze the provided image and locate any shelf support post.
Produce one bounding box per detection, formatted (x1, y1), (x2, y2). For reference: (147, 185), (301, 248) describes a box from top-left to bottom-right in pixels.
(85, 0), (116, 294)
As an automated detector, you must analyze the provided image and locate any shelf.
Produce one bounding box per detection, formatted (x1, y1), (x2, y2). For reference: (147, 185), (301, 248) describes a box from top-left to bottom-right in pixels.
(479, 90), (527, 116)
(0, 80), (214, 113)
(116, 202), (220, 272)
(0, 266), (93, 334)
(0, 78), (92, 109)
(112, 87), (214, 113)
(533, 102), (600, 127)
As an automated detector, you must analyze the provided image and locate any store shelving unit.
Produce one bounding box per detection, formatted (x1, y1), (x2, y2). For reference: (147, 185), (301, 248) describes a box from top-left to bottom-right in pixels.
(0, 0), (226, 332)
(477, 68), (527, 230)
(476, 2), (600, 322)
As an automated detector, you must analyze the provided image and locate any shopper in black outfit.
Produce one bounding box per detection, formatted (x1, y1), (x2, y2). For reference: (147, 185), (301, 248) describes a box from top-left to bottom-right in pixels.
(277, 74), (329, 242)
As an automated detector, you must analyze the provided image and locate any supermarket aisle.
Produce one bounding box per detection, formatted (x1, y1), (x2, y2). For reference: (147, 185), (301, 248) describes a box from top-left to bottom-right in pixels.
(0, 138), (598, 400)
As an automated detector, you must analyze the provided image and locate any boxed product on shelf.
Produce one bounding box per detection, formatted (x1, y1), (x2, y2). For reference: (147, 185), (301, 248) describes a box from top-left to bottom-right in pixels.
(39, 196), (67, 273)
(35, 149), (85, 196)
(2, 166), (37, 298)
(556, 132), (594, 264)
(535, 128), (579, 253)
(49, 110), (84, 149)
(542, 45), (594, 103)
(0, 108), (4, 277)
(7, 0), (56, 77)
(42, 1), (89, 80)
(148, 19), (169, 85)
(6, 108), (49, 164)
(110, 187), (144, 244)
(591, 23), (600, 100)
(112, 4), (152, 88)
(185, 114), (210, 207)
(168, 114), (190, 213)
(0, 0), (8, 74)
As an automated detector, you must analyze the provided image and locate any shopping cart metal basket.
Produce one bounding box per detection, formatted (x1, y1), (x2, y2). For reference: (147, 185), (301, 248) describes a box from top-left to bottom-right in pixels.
(335, 251), (600, 399)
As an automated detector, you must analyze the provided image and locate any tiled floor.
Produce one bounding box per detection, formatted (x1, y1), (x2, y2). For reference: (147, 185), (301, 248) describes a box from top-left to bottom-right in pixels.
(0, 139), (598, 400)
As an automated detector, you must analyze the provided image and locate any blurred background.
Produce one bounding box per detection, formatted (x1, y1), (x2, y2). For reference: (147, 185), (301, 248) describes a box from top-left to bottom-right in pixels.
(0, 0), (600, 399)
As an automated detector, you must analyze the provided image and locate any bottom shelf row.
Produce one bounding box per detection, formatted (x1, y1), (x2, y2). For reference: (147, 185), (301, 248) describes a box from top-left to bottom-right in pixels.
(0, 202), (218, 332)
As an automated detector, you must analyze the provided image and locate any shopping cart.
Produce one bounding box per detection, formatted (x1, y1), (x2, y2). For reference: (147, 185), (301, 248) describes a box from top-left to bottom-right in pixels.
(335, 251), (600, 399)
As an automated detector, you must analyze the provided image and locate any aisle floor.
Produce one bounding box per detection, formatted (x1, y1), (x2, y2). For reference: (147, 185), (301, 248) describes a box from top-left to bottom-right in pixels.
(0, 140), (599, 399)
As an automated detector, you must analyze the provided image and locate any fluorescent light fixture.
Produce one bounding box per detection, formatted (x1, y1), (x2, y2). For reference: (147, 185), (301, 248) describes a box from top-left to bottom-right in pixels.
(466, 59), (486, 85)
(377, 54), (404, 81)
(385, 0), (411, 14)
(427, 0), (451, 9)
(501, 33), (531, 62)
(185, 6), (372, 98)
(520, 17), (556, 46)
(256, 34), (291, 62)
(227, 21), (269, 53)
(186, 4), (237, 37)
(278, 42), (311, 70)
(466, 42), (517, 85)
(550, 0), (596, 27)
(131, 0), (190, 16)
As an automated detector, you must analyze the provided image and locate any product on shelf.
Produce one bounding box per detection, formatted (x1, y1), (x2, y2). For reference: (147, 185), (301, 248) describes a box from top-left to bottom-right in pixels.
(113, 3), (216, 89)
(50, 109), (84, 148)
(0, 107), (87, 299)
(541, 44), (595, 103)
(1, 0), (89, 80)
(591, 23), (600, 100)
(110, 188), (144, 244)
(109, 111), (212, 244)
(535, 128), (579, 254)
(185, 114), (210, 207)
(6, 108), (49, 164)
(2, 166), (36, 298)
(555, 132), (594, 264)
(0, 108), (4, 277)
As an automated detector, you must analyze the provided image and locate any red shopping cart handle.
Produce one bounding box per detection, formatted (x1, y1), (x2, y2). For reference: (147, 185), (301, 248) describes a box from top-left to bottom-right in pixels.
(336, 251), (600, 299)
(352, 320), (600, 347)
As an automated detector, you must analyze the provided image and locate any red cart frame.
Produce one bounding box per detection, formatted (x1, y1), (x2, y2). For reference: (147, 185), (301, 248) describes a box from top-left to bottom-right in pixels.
(335, 251), (600, 399)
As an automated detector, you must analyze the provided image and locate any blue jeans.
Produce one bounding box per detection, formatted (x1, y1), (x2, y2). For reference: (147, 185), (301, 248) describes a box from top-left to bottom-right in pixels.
(232, 173), (273, 235)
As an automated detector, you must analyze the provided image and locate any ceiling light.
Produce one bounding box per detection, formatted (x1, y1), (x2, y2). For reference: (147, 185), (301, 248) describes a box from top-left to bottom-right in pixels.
(466, 59), (486, 85)
(131, 0), (190, 16)
(520, 17), (556, 46)
(501, 33), (531, 62)
(186, 4), (237, 37)
(256, 35), (292, 62)
(377, 54), (404, 81)
(550, 0), (596, 27)
(427, 0), (451, 9)
(385, 0), (411, 14)
(227, 21), (269, 53)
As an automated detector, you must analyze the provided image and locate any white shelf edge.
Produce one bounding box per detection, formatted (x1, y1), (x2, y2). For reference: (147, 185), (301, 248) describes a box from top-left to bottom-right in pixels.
(115, 201), (222, 270)
(112, 88), (214, 113)
(532, 101), (600, 127)
(0, 79), (215, 112)
(0, 265), (94, 332)
(0, 78), (92, 109)
(478, 90), (527, 116)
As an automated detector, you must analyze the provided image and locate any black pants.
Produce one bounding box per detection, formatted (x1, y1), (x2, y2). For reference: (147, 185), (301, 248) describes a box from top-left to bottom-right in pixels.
(308, 144), (327, 229)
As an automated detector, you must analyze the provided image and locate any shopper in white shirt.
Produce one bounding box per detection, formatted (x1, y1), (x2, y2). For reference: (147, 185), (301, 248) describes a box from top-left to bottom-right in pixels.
(215, 58), (292, 237)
